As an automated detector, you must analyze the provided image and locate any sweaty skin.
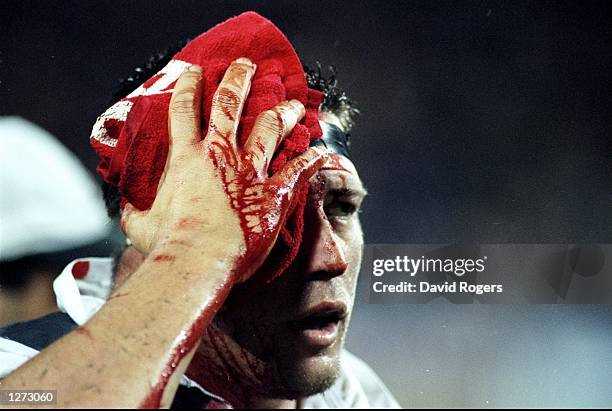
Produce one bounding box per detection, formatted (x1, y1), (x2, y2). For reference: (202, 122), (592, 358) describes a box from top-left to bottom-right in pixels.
(1, 58), (328, 408)
(186, 154), (366, 408)
(113, 152), (366, 409)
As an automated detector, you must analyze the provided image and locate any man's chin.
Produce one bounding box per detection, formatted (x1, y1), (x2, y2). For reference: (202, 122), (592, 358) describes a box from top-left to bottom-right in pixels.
(270, 320), (349, 399)
(269, 352), (342, 399)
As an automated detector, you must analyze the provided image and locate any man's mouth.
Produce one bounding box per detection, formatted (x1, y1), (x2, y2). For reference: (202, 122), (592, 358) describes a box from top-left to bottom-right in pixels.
(288, 302), (348, 348)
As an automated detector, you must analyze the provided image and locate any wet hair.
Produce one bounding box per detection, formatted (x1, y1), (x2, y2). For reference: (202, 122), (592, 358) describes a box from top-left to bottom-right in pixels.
(304, 62), (359, 132)
(102, 43), (358, 218)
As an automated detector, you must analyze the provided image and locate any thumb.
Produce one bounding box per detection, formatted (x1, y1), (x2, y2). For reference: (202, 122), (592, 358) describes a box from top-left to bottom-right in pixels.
(121, 203), (153, 254)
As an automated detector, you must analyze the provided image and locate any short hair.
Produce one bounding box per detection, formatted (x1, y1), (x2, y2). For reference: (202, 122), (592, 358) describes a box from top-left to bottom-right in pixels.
(304, 63), (359, 132)
(102, 43), (358, 218)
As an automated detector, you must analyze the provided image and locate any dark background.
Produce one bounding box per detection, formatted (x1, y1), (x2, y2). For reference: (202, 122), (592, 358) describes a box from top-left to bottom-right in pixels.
(2, 0), (611, 407)
(2, 0), (611, 243)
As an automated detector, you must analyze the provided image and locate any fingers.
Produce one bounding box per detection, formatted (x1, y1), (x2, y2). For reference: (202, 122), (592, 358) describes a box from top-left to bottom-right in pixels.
(272, 147), (329, 202)
(168, 65), (204, 159)
(243, 99), (305, 173)
(206, 58), (256, 155)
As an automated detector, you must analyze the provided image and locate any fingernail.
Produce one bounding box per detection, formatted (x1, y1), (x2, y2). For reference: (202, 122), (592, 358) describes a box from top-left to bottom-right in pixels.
(188, 64), (202, 73)
(289, 99), (305, 113)
(235, 57), (254, 67)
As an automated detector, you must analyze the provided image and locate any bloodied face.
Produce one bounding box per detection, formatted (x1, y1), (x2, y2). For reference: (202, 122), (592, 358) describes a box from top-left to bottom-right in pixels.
(186, 117), (367, 403)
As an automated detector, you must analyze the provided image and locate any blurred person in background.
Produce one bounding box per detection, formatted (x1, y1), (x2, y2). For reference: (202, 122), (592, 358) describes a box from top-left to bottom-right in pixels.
(0, 116), (111, 326)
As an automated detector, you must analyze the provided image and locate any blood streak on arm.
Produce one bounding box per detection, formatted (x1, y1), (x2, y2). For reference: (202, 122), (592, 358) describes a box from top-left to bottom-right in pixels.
(152, 255), (176, 262)
(138, 277), (234, 408)
(175, 217), (207, 230)
(141, 64), (294, 407)
(144, 105), (290, 407)
(74, 326), (93, 340)
(167, 239), (193, 247)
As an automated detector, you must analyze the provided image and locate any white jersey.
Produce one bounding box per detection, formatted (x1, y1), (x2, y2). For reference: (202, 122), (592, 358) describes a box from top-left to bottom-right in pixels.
(0, 257), (400, 408)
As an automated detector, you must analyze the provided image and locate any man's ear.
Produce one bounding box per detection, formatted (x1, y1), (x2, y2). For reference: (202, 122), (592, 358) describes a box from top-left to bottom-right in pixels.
(112, 245), (146, 291)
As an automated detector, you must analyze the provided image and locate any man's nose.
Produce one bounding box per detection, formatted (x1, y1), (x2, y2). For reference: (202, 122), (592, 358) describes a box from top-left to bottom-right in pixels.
(305, 217), (349, 280)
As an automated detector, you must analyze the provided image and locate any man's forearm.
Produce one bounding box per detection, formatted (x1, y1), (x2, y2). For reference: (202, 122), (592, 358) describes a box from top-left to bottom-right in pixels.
(2, 247), (236, 408)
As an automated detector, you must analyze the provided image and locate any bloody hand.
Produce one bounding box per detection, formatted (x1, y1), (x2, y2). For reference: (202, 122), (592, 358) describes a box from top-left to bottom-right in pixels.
(121, 58), (327, 283)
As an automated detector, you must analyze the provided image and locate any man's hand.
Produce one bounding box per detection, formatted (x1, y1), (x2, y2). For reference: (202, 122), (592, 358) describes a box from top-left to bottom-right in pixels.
(122, 58), (327, 282)
(1, 58), (328, 408)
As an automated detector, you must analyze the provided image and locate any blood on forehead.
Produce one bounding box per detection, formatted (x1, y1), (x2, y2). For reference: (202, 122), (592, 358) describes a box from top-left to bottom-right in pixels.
(318, 153), (357, 174)
(308, 153), (364, 204)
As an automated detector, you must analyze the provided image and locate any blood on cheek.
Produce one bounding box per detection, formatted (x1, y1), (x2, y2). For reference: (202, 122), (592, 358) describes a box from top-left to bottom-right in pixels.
(185, 306), (280, 406)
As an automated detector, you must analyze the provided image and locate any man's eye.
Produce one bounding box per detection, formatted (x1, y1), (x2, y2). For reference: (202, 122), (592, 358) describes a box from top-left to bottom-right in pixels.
(324, 200), (357, 219)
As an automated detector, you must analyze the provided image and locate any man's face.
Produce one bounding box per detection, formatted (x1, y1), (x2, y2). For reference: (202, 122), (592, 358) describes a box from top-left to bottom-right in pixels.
(187, 118), (366, 402)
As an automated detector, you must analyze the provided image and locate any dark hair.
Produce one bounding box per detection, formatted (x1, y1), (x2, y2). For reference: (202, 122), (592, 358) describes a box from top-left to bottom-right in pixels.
(103, 45), (358, 218)
(304, 62), (359, 132)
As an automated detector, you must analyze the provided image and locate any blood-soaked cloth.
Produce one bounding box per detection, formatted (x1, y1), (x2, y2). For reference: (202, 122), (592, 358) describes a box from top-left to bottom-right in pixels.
(90, 12), (323, 281)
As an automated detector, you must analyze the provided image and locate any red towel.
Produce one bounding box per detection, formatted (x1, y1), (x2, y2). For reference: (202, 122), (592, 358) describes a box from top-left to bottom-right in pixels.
(90, 11), (323, 282)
